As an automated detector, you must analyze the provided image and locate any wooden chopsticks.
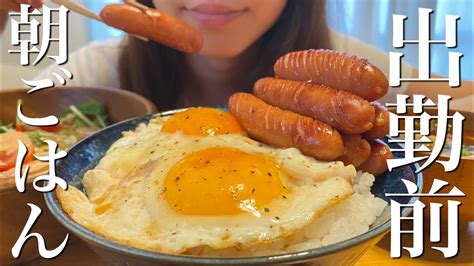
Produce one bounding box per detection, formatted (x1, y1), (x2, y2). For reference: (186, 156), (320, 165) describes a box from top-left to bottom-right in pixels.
(49, 0), (148, 41)
(50, 0), (102, 21)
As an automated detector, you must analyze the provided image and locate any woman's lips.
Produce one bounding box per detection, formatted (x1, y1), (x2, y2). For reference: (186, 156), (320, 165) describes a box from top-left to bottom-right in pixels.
(184, 4), (247, 27)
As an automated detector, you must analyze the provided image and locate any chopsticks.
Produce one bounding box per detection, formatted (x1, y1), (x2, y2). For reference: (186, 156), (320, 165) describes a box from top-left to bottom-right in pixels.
(51, 0), (102, 21)
(123, 0), (149, 11)
(49, 0), (148, 41)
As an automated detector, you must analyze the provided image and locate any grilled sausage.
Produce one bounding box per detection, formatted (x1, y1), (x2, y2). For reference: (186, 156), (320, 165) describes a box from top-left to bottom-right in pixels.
(363, 102), (390, 139)
(228, 93), (344, 161)
(337, 134), (371, 167)
(274, 49), (389, 101)
(253, 78), (375, 134)
(358, 139), (393, 175)
(100, 4), (203, 53)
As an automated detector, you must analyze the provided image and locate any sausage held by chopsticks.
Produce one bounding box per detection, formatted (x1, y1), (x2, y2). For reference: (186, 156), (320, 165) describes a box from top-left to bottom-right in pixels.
(100, 4), (203, 53)
(253, 78), (375, 134)
(274, 49), (388, 101)
(228, 93), (344, 161)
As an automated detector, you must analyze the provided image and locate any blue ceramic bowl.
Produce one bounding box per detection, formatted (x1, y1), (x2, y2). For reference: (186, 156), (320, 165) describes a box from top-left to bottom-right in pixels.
(45, 110), (422, 265)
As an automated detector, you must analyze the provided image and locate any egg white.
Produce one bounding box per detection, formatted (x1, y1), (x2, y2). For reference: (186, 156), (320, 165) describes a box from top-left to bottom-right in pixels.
(57, 117), (356, 254)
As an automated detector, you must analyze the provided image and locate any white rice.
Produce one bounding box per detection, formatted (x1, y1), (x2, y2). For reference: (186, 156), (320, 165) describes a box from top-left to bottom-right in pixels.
(185, 171), (388, 257)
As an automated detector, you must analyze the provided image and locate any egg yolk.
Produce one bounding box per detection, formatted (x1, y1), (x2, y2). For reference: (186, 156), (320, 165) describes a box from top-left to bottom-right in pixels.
(161, 107), (245, 136)
(164, 147), (285, 216)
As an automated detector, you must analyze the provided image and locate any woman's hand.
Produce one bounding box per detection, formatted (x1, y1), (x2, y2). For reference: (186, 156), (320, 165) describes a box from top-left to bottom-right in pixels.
(1, 0), (42, 12)
(1, 0), (42, 33)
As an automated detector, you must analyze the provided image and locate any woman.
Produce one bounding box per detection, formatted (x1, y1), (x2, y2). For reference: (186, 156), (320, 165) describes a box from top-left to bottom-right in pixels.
(47, 0), (339, 110)
(2, 0), (469, 111)
(117, 0), (332, 110)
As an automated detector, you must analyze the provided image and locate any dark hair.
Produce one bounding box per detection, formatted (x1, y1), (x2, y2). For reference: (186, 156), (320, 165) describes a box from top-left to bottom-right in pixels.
(119, 0), (332, 111)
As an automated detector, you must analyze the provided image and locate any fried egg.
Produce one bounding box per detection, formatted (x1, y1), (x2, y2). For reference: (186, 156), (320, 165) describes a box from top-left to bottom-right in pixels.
(57, 108), (356, 254)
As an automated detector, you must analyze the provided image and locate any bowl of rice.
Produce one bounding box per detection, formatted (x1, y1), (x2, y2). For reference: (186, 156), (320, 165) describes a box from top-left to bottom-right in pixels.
(45, 110), (422, 265)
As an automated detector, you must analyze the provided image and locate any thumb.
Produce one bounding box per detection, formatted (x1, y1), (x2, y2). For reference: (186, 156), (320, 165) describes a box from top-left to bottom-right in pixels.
(29, 0), (43, 9)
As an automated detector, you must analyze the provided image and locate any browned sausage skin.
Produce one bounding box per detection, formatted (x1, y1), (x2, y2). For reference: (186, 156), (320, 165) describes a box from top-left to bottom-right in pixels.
(228, 93), (344, 161)
(358, 140), (393, 175)
(100, 4), (203, 53)
(337, 135), (371, 167)
(363, 102), (390, 139)
(253, 78), (375, 134)
(274, 49), (389, 101)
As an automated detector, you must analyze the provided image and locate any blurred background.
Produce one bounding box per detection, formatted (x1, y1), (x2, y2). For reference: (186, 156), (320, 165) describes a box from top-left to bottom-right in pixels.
(1, 0), (473, 88)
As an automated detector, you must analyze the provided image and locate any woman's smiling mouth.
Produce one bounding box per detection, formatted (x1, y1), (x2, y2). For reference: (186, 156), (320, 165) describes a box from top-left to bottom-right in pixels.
(184, 4), (248, 27)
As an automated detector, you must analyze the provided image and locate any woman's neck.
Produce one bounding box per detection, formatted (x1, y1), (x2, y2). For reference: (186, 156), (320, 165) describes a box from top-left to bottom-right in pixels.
(181, 37), (264, 108)
(188, 55), (238, 87)
(180, 54), (242, 107)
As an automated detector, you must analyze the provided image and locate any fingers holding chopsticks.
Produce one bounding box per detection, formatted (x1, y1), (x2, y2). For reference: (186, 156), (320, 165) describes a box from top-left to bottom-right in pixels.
(1, 0), (42, 12)
(0, 0), (42, 33)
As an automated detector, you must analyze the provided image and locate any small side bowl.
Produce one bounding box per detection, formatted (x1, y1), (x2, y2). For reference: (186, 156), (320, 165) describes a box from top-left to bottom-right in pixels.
(0, 87), (156, 265)
(45, 110), (422, 265)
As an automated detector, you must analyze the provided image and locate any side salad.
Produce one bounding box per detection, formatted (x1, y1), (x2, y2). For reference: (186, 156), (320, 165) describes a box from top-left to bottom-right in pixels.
(0, 100), (109, 171)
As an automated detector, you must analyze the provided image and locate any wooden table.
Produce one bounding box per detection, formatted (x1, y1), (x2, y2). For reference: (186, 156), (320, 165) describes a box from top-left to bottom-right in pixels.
(26, 222), (473, 265)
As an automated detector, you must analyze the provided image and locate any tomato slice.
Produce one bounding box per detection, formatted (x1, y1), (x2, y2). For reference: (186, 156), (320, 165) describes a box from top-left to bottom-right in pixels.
(15, 124), (26, 132)
(42, 124), (61, 132)
(0, 131), (35, 171)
